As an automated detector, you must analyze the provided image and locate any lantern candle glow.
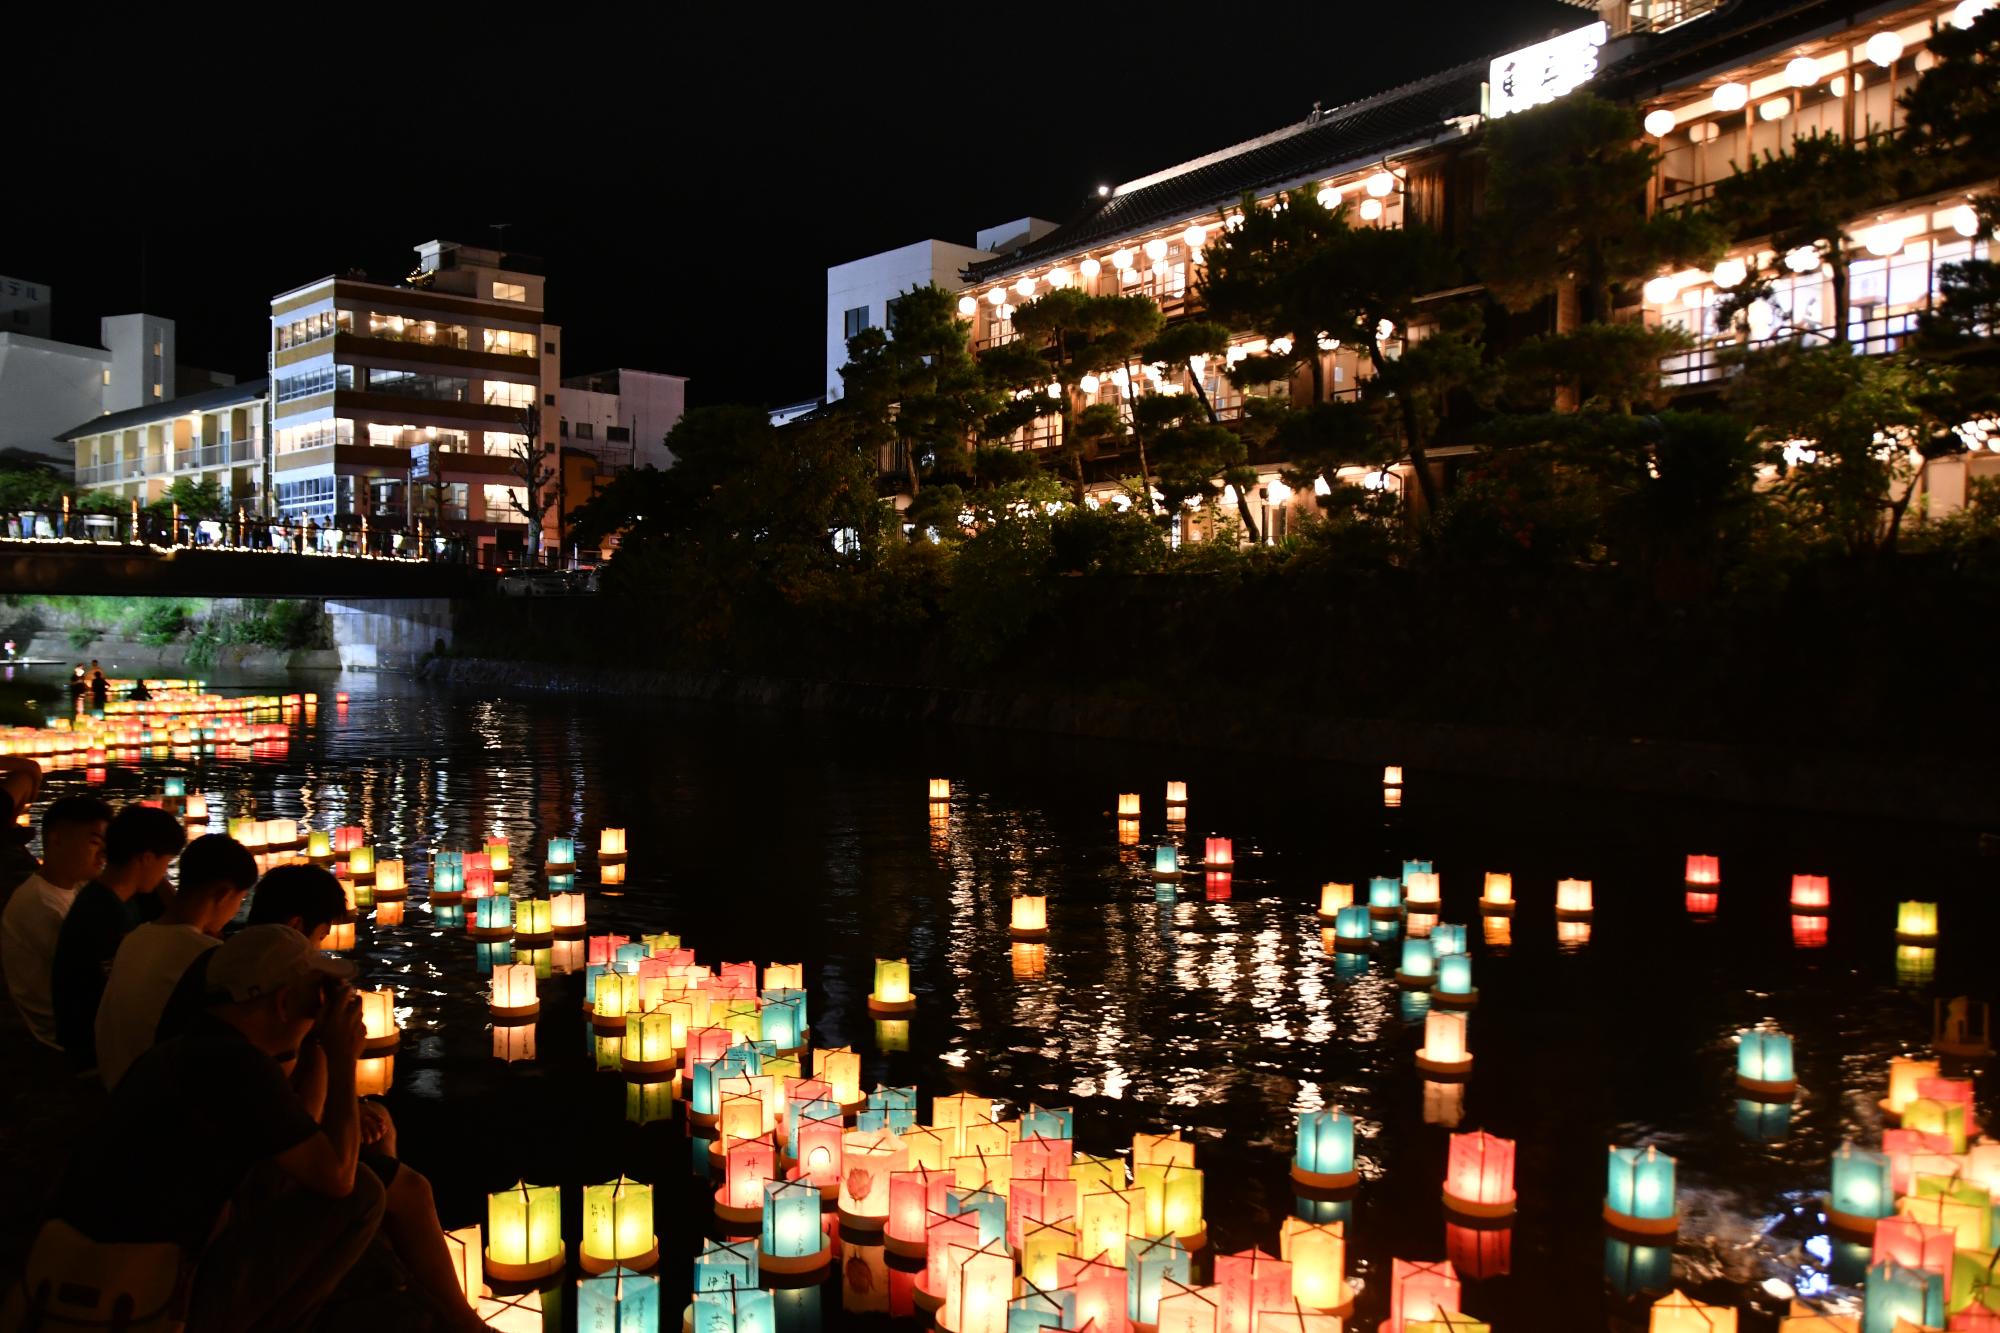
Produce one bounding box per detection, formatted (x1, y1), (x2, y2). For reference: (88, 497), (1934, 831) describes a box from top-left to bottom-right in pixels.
(1154, 845), (1183, 877)
(1826, 1143), (1894, 1235)
(545, 836), (576, 873)
(1388, 1259), (1461, 1331)
(486, 1180), (564, 1282)
(1442, 1131), (1516, 1218)
(1396, 937), (1436, 988)
(358, 988), (399, 1052)
(1880, 1057), (1939, 1120)
(490, 963), (539, 1020)
(512, 896), (554, 943)
(1415, 1011), (1472, 1078)
(1685, 855), (1719, 886)
(1368, 876), (1403, 919)
(373, 859), (406, 900)
(1736, 1029), (1798, 1098)
(1292, 1109), (1357, 1191)
(1011, 895), (1048, 940)
(1896, 901), (1938, 943)
(599, 828), (627, 861)
(868, 958), (915, 1015)
(580, 1175), (657, 1274)
(1478, 873), (1514, 915)
(1317, 883), (1353, 921)
(1433, 953), (1477, 1007)
(1605, 1146), (1678, 1235)
(1555, 878), (1594, 918)
(1649, 1290), (1738, 1332)
(551, 891), (587, 936)
(1789, 875), (1829, 911)
(758, 1178), (831, 1274)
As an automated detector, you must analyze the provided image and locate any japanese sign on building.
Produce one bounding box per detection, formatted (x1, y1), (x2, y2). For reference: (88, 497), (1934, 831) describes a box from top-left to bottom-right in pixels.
(1487, 21), (1610, 118)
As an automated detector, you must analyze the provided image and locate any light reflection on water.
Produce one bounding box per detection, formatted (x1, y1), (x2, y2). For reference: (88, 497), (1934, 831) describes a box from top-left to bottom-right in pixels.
(41, 672), (1995, 1331)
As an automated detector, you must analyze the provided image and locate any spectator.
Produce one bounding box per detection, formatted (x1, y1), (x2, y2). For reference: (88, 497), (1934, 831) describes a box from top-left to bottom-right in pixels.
(245, 863), (351, 947)
(0, 795), (112, 1048)
(0, 755), (44, 897)
(50, 805), (186, 1072)
(94, 834), (257, 1089)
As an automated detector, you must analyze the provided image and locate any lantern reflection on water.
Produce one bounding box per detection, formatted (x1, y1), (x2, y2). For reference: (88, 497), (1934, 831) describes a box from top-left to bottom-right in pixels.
(1895, 945), (1935, 987)
(1441, 1132), (1516, 1218)
(1862, 1259), (1945, 1333)
(1648, 1290), (1738, 1332)
(1012, 942), (1047, 979)
(486, 1180), (564, 1281)
(1687, 890), (1720, 916)
(1444, 1220), (1510, 1284)
(1118, 819), (1142, 847)
(1010, 895), (1048, 940)
(322, 919), (356, 952)
(867, 958), (915, 1015)
(580, 1176), (657, 1274)
(1605, 1146), (1678, 1235)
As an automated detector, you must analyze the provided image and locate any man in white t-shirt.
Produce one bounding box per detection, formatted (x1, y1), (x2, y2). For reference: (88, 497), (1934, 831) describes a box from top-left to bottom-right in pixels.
(95, 833), (258, 1088)
(0, 796), (111, 1048)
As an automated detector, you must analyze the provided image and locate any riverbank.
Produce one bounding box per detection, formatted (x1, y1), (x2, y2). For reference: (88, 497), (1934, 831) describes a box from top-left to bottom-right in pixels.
(421, 655), (1999, 827)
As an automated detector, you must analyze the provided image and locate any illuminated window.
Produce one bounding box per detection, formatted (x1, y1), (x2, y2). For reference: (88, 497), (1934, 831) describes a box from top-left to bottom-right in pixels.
(485, 380), (535, 410)
(483, 431), (527, 457)
(151, 384), (162, 398)
(276, 419), (353, 454)
(365, 312), (468, 350)
(276, 309), (351, 349)
(481, 328), (537, 357)
(492, 281), (527, 302)
(482, 483), (528, 522)
(101, 369), (110, 385)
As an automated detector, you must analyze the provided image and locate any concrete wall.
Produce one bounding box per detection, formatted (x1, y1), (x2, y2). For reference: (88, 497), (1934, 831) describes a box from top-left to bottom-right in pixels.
(824, 239), (994, 403)
(325, 597), (457, 671)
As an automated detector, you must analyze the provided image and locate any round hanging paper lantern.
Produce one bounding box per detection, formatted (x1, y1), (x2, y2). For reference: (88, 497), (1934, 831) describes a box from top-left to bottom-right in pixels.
(1442, 1131), (1516, 1218)
(1826, 1143), (1894, 1236)
(1479, 873), (1514, 915)
(580, 1175), (657, 1274)
(1416, 1011), (1472, 1077)
(1604, 1146), (1678, 1235)
(1555, 878), (1594, 919)
(1011, 894), (1048, 940)
(868, 958), (915, 1015)
(1432, 953), (1478, 1007)
(1736, 1029), (1797, 1098)
(1895, 901), (1937, 943)
(486, 1180), (564, 1281)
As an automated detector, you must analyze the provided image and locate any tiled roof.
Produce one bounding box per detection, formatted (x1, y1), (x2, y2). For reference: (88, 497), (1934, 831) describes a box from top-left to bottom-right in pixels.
(59, 378), (268, 441)
(965, 0), (1919, 284)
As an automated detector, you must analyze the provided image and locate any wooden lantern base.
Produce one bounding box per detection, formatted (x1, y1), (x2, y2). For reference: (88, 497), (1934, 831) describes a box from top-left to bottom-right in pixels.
(485, 1245), (564, 1284)
(490, 1002), (540, 1022)
(1009, 927), (1048, 941)
(1173, 1227), (1208, 1252)
(512, 929), (553, 946)
(836, 1207), (886, 1232)
(1405, 899), (1441, 915)
(1478, 900), (1515, 916)
(466, 923), (514, 940)
(758, 1241), (834, 1276)
(884, 1231), (927, 1260)
(1895, 932), (1937, 946)
(1554, 907), (1593, 920)
(1602, 1204), (1678, 1237)
(622, 1055), (677, 1080)
(1735, 1075), (1797, 1101)
(1431, 987), (1479, 1008)
(361, 1033), (400, 1054)
(1394, 970), (1434, 989)
(346, 870), (376, 886)
(552, 923), (588, 938)
(714, 1189), (764, 1226)
(429, 891), (464, 906)
(1290, 1165), (1359, 1193)
(1331, 936), (1373, 953)
(1415, 1052), (1473, 1079)
(591, 1014), (629, 1033)
(1442, 1187), (1517, 1220)
(1316, 911), (1345, 925)
(911, 1276), (946, 1313)
(599, 851), (627, 863)
(580, 1239), (657, 1275)
(688, 1108), (719, 1128)
(1825, 1202), (1884, 1238)
(544, 861), (576, 876)
(1368, 905), (1404, 921)
(868, 994), (916, 1016)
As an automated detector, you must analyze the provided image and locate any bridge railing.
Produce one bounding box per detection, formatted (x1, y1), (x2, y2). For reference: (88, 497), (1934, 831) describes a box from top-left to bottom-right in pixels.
(0, 510), (477, 564)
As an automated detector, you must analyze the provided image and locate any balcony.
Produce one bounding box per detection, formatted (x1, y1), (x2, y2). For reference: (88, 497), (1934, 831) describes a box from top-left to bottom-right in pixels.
(76, 456), (159, 486)
(171, 438), (264, 472)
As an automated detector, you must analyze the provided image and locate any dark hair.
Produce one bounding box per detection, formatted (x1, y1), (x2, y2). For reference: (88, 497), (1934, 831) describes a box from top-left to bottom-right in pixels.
(104, 805), (189, 866)
(45, 794), (115, 840)
(247, 864), (348, 934)
(177, 833), (259, 898)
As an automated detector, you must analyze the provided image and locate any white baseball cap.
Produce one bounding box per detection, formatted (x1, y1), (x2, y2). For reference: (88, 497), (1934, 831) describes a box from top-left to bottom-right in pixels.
(208, 923), (355, 1002)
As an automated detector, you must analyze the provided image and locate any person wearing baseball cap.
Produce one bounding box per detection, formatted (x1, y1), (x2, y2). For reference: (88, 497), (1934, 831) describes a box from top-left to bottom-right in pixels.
(37, 925), (383, 1331)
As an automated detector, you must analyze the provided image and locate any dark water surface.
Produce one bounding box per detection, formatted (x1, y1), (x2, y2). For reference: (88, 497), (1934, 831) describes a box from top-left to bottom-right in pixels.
(36, 672), (1997, 1331)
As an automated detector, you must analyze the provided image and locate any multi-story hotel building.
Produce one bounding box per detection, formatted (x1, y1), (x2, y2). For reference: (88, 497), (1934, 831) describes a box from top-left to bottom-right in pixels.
(267, 239), (560, 563)
(62, 378), (268, 521)
(843, 0), (1998, 530)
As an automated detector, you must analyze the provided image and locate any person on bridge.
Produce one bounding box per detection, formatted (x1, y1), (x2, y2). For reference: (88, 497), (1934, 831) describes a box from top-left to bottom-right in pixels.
(50, 805), (186, 1074)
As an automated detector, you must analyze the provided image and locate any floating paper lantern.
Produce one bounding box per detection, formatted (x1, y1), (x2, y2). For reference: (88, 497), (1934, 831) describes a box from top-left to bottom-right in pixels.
(432, 852), (465, 901)
(716, 1136), (778, 1224)
(1166, 781), (1187, 805)
(490, 962), (539, 1020)
(1649, 1290), (1738, 1332)
(621, 1011), (676, 1077)
(513, 896), (554, 942)
(1905, 1173), (1990, 1248)
(1862, 1259), (1944, 1333)
(1901, 1096), (1968, 1153)
(1154, 845), (1183, 877)
(1432, 954), (1477, 1007)
(1317, 883), (1353, 921)
(1277, 1219), (1349, 1312)
(1332, 906), (1373, 951)
(345, 846), (375, 884)
(1395, 938), (1436, 988)
(486, 1180), (564, 1281)
(1011, 1280), (1077, 1333)
(1388, 1259), (1461, 1331)
(1685, 855), (1719, 886)
(792, 1117), (845, 1192)
(1292, 1109), (1357, 1190)
(868, 958), (915, 1015)
(372, 859), (406, 900)
(550, 891), (587, 937)
(1896, 901), (1937, 943)
(1155, 1277), (1217, 1333)
(1872, 1214), (1954, 1275)
(580, 1176), (657, 1274)
(332, 825), (364, 854)
(545, 836), (576, 873)
(1214, 1249), (1293, 1333)
(599, 827), (627, 861)
(1826, 1143), (1894, 1235)
(1605, 1146), (1678, 1235)
(1127, 1235), (1192, 1325)
(323, 919), (356, 952)
(887, 1166), (953, 1257)
(1881, 1057), (1940, 1119)
(1736, 1029), (1797, 1098)
(759, 1178), (831, 1273)
(1407, 1313), (1490, 1333)
(470, 894), (515, 939)
(1405, 872), (1441, 910)
(464, 867), (496, 900)
(480, 841), (509, 878)
(1416, 1011), (1472, 1077)
(1442, 1132), (1516, 1218)
(1478, 873), (1514, 915)
(1555, 878), (1594, 918)
(1790, 874), (1829, 912)
(1118, 794), (1140, 817)
(1011, 895), (1048, 940)
(815, 1046), (863, 1108)
(944, 1240), (1015, 1333)
(1203, 837), (1234, 869)
(838, 1130), (907, 1231)
(1368, 876), (1404, 919)
(358, 988), (399, 1052)
(1136, 1162), (1206, 1247)
(1383, 766), (1403, 785)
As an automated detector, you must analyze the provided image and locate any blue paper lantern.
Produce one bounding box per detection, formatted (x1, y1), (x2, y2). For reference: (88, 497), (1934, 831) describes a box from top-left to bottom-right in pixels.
(1862, 1260), (1944, 1333)
(760, 1179), (827, 1265)
(1401, 859), (1432, 882)
(547, 836), (576, 868)
(614, 942), (648, 971)
(1332, 953), (1369, 983)
(1827, 1143), (1893, 1232)
(690, 1059), (742, 1118)
(947, 1186), (1009, 1247)
(163, 777), (185, 798)
(692, 1287), (775, 1333)
(1736, 1029), (1796, 1096)
(762, 984), (809, 1031)
(1396, 937), (1436, 986)
(1431, 923), (1468, 957)
(472, 940), (511, 972)
(1009, 1283), (1078, 1333)
(1293, 1193), (1352, 1225)
(694, 1237), (758, 1291)
(1369, 877), (1404, 914)
(1332, 906), (1372, 949)
(1604, 1146), (1677, 1233)
(1125, 1235), (1191, 1323)
(1433, 953), (1477, 1005)
(1023, 1104), (1074, 1141)
(578, 1267), (658, 1333)
(1154, 845), (1180, 875)
(759, 992), (805, 1050)
(472, 895), (514, 934)
(786, 1098), (842, 1159)
(1292, 1109), (1357, 1189)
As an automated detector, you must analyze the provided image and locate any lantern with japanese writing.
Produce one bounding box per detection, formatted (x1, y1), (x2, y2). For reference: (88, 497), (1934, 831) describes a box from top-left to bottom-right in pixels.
(1278, 1219), (1350, 1313)
(715, 1136), (777, 1225)
(1202, 837), (1233, 869)
(758, 1178), (831, 1273)
(692, 1287), (774, 1333)
(513, 896), (554, 944)
(1790, 874), (1829, 912)
(1478, 873), (1513, 915)
(1442, 1132), (1516, 1219)
(869, 958), (915, 1015)
(541, 836), (574, 874)
(620, 1011), (675, 1077)
(483, 841), (510, 879)
(580, 1176), (657, 1274)
(1416, 1011), (1472, 1078)
(886, 1166), (952, 1258)
(1605, 1146), (1678, 1235)
(1214, 1249), (1292, 1333)
(469, 893), (514, 940)
(1388, 1259), (1461, 1331)
(1555, 878), (1593, 919)
(432, 851), (465, 902)
(1825, 1144), (1893, 1236)
(1649, 1291), (1738, 1332)
(1127, 1235), (1192, 1325)
(1011, 895), (1048, 941)
(1736, 1029), (1797, 1099)
(938, 1239), (1013, 1333)
(577, 1267), (657, 1333)
(372, 859), (405, 901)
(599, 827), (626, 862)
(1292, 1109), (1357, 1191)
(358, 987), (398, 1052)
(1896, 901), (1938, 943)
(490, 963), (538, 1020)
(486, 1180), (564, 1281)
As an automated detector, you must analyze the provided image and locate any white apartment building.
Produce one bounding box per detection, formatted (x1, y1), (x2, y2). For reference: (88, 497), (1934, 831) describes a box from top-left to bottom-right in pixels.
(65, 378), (268, 513)
(558, 368), (688, 472)
(1, 301), (197, 465)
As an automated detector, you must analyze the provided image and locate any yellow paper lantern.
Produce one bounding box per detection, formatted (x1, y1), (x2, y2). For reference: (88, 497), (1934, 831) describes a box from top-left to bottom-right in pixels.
(1479, 873), (1514, 915)
(486, 1180), (564, 1281)
(1416, 1011), (1472, 1076)
(599, 827), (627, 860)
(358, 988), (399, 1051)
(869, 958), (915, 1015)
(1318, 883), (1354, 920)
(1117, 793), (1141, 817)
(443, 1224), (482, 1308)
(491, 963), (539, 1019)
(1278, 1218), (1351, 1313)
(1881, 1057), (1940, 1119)
(1648, 1289), (1739, 1332)
(1555, 878), (1594, 918)
(815, 1047), (863, 1108)
(322, 919), (356, 952)
(373, 859), (406, 899)
(622, 1011), (676, 1076)
(929, 779), (951, 801)
(1010, 894), (1048, 940)
(513, 896), (554, 942)
(580, 1175), (657, 1274)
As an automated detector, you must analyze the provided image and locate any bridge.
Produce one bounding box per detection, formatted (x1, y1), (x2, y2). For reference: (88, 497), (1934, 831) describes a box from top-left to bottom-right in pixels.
(0, 539), (482, 671)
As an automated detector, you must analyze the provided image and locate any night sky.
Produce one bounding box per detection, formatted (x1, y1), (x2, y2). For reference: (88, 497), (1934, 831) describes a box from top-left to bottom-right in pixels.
(7, 3), (1578, 410)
